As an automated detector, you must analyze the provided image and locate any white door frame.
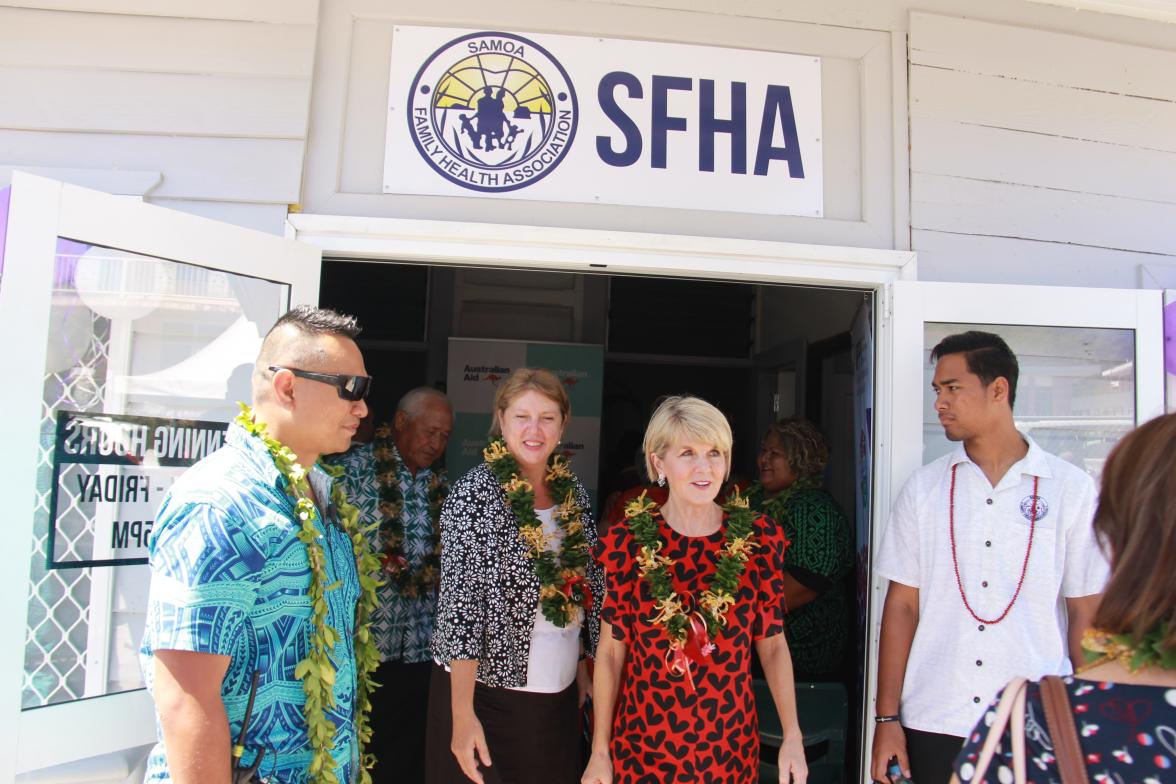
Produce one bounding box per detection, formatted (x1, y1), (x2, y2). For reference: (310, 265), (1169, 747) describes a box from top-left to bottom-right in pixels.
(0, 173), (321, 780)
(290, 212), (915, 774)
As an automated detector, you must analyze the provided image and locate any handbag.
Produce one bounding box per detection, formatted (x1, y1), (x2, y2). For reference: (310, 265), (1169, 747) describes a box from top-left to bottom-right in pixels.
(1039, 676), (1090, 784)
(967, 677), (1028, 784)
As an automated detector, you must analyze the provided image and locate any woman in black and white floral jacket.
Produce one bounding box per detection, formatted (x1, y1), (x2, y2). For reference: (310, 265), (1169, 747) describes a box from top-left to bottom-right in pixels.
(426, 367), (602, 784)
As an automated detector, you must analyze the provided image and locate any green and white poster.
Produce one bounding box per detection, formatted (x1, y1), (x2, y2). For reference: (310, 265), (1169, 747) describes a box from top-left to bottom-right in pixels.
(445, 338), (603, 508)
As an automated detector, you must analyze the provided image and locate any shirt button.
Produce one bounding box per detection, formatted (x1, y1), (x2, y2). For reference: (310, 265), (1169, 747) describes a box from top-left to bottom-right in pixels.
(982, 581), (989, 588)
(979, 624), (986, 631)
(974, 696), (981, 704)
(986, 498), (993, 505)
(976, 660), (983, 666)
(985, 540), (992, 547)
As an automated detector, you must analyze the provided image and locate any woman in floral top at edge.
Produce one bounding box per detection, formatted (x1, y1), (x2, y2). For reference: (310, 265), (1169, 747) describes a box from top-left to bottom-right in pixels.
(952, 412), (1176, 784)
(583, 396), (808, 784)
(426, 368), (602, 784)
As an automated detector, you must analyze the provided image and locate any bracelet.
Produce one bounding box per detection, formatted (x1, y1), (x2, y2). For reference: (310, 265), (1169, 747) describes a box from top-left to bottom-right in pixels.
(874, 714), (901, 724)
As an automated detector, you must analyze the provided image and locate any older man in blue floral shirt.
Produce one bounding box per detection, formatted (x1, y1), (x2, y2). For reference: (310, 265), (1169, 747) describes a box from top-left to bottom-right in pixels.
(331, 387), (452, 784)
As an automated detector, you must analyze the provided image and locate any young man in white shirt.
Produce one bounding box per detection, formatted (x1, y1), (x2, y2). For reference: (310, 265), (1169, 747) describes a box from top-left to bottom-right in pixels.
(870, 331), (1107, 783)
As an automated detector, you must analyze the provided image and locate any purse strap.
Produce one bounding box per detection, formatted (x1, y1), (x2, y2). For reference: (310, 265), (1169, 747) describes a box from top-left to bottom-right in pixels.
(1040, 676), (1090, 784)
(970, 677), (1028, 784)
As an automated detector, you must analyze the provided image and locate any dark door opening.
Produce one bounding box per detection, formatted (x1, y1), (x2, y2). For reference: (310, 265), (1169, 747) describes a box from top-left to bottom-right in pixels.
(320, 259), (874, 783)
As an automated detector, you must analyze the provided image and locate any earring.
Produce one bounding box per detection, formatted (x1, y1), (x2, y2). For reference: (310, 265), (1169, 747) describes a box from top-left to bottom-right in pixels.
(657, 474), (666, 487)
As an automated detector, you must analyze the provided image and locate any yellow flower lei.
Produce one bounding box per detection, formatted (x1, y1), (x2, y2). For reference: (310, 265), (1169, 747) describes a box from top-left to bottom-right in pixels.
(624, 490), (758, 646)
(483, 437), (592, 627)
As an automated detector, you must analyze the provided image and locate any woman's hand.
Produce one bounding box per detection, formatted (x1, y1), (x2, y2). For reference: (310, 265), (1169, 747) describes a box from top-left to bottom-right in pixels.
(451, 710), (492, 784)
(576, 658), (593, 707)
(581, 747), (613, 784)
(777, 732), (808, 784)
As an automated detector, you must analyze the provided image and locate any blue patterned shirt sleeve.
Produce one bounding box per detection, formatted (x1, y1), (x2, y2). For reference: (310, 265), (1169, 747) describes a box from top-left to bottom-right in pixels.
(146, 499), (264, 656)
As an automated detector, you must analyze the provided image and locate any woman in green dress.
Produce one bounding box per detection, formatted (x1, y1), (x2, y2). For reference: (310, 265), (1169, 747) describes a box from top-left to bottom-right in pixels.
(750, 418), (853, 680)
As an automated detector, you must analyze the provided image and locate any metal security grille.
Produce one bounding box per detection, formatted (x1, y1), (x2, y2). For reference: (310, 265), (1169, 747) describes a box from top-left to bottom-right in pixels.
(22, 316), (110, 708)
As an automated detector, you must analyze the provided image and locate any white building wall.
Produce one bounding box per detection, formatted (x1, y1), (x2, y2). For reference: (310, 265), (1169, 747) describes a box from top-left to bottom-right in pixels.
(909, 12), (1176, 287)
(1, 1), (1173, 287)
(0, 0), (321, 234)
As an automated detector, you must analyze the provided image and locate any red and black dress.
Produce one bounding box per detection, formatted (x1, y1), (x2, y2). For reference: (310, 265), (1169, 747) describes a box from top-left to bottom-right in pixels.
(598, 510), (789, 784)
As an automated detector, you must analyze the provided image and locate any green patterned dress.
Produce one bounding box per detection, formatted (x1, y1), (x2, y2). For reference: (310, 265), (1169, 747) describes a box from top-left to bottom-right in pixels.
(750, 479), (853, 680)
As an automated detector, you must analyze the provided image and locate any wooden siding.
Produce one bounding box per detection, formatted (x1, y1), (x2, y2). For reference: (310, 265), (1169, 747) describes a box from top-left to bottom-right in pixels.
(0, 2), (318, 210)
(910, 11), (1176, 286)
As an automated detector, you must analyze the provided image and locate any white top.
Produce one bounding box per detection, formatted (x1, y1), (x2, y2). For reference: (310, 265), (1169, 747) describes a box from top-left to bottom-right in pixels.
(508, 506), (581, 694)
(875, 436), (1109, 737)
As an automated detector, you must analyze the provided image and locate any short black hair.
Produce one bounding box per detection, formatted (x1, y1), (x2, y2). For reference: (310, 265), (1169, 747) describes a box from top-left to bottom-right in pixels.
(254, 306), (362, 382)
(268, 305), (361, 340)
(930, 330), (1019, 409)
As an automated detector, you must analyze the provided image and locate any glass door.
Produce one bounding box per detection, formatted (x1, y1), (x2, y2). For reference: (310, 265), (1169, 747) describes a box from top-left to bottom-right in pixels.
(0, 173), (321, 779)
(862, 279), (1164, 776)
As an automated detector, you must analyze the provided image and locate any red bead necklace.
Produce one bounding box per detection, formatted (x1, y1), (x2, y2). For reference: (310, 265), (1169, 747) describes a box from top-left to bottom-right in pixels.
(948, 464), (1038, 625)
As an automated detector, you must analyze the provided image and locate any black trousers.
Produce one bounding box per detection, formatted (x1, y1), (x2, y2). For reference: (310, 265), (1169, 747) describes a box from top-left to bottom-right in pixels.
(368, 660), (433, 784)
(424, 664), (579, 784)
(904, 727), (966, 784)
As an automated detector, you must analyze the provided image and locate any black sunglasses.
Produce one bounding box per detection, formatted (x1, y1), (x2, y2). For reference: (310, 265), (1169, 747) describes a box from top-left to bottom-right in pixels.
(268, 366), (373, 401)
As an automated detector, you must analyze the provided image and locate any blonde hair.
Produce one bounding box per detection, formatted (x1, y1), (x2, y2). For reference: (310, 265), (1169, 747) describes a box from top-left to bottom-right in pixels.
(642, 396), (733, 481)
(489, 367), (571, 436)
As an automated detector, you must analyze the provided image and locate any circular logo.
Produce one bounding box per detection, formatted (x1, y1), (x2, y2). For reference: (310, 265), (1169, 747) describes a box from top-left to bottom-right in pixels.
(407, 32), (578, 192)
(1020, 494), (1048, 522)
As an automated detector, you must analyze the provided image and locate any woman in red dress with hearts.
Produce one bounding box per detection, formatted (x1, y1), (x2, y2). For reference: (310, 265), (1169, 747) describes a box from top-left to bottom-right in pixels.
(582, 396), (808, 784)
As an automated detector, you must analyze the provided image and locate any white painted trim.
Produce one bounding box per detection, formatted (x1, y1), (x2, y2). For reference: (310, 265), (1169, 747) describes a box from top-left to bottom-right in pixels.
(0, 173), (62, 784)
(291, 211), (916, 779)
(287, 214), (918, 287)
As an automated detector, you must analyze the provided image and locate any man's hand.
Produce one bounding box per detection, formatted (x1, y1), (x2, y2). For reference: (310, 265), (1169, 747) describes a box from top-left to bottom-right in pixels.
(451, 710), (491, 784)
(870, 722), (909, 783)
(154, 649), (233, 784)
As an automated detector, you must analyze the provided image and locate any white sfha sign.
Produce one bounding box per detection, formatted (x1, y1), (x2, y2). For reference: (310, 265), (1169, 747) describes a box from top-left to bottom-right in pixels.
(385, 27), (823, 217)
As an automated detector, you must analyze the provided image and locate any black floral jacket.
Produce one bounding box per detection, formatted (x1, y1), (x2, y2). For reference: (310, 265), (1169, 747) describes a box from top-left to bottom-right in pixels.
(430, 462), (603, 688)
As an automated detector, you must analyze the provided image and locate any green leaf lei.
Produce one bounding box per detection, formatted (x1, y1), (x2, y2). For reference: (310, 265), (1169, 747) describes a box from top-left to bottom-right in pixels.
(625, 490), (758, 644)
(748, 476), (821, 525)
(371, 423), (448, 599)
(482, 438), (591, 627)
(1081, 623), (1176, 673)
(234, 404), (382, 784)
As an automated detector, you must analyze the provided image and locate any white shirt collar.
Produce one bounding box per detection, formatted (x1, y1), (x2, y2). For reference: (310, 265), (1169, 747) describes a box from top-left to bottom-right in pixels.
(948, 433), (1054, 486)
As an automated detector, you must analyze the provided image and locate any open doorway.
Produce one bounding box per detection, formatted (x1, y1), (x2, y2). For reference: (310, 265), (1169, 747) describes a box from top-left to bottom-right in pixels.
(320, 259), (874, 783)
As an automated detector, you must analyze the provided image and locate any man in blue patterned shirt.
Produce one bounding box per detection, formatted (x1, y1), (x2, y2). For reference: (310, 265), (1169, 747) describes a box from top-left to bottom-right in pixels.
(141, 306), (372, 784)
(331, 387), (451, 784)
